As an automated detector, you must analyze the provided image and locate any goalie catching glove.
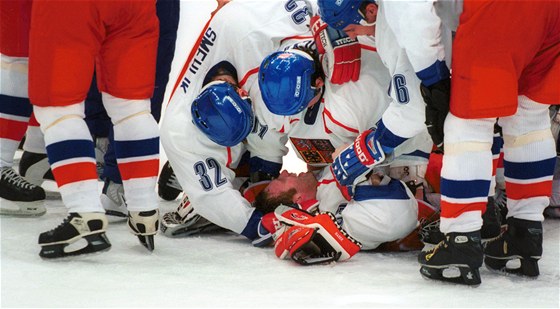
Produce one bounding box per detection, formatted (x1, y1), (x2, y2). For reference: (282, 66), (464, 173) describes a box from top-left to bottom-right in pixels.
(273, 205), (362, 265)
(311, 15), (360, 85)
(331, 128), (386, 187)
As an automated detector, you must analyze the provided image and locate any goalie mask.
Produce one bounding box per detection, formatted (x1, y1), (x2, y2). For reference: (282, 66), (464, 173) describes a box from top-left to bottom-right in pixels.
(191, 81), (253, 147)
(258, 49), (320, 116)
(318, 0), (375, 30)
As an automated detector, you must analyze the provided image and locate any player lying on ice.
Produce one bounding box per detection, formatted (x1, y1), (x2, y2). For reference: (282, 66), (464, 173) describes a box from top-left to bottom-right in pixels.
(159, 59), (365, 263)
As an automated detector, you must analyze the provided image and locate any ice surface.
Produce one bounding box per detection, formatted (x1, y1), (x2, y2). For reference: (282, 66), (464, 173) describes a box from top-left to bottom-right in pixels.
(2, 2), (558, 308)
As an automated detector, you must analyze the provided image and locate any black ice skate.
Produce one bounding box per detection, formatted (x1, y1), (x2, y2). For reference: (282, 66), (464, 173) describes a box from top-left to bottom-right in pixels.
(160, 194), (223, 237)
(157, 161), (182, 201)
(18, 151), (54, 186)
(418, 231), (483, 286)
(481, 196), (502, 240)
(128, 209), (159, 251)
(484, 218), (542, 277)
(160, 210), (222, 237)
(1, 167), (46, 216)
(39, 212), (111, 258)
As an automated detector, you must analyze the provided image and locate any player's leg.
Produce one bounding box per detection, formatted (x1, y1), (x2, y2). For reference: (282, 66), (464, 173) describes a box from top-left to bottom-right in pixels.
(547, 106), (560, 218)
(418, 115), (494, 286)
(29, 0), (110, 258)
(484, 96), (556, 277)
(98, 1), (160, 251)
(0, 0), (46, 216)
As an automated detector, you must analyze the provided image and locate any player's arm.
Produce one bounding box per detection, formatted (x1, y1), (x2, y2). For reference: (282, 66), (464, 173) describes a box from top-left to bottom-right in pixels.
(384, 1), (450, 150)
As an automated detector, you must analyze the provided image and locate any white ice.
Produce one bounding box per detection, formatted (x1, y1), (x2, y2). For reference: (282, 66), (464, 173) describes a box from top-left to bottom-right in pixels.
(2, 1), (559, 308)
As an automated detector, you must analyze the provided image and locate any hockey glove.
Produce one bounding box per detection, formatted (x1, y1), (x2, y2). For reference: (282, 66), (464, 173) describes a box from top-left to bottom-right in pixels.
(331, 129), (386, 187)
(420, 78), (451, 151)
(273, 205), (362, 265)
(311, 15), (361, 85)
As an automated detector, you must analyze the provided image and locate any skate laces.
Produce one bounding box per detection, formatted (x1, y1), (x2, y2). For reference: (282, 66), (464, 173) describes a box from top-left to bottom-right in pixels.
(166, 172), (182, 190)
(104, 181), (125, 206)
(1, 167), (37, 190)
(46, 213), (77, 234)
(494, 188), (507, 210)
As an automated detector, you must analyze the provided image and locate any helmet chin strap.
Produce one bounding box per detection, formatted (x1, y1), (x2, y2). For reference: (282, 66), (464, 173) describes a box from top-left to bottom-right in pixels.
(359, 20), (376, 27)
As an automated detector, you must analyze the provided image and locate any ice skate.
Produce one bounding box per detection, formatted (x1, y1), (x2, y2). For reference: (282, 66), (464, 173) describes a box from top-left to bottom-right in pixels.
(157, 161), (182, 201)
(94, 136), (109, 178)
(100, 179), (127, 219)
(481, 196), (502, 240)
(160, 194), (223, 237)
(493, 187), (508, 224)
(484, 218), (542, 277)
(418, 231), (483, 286)
(1, 167), (46, 216)
(128, 209), (159, 251)
(38, 212), (111, 258)
(419, 218), (445, 248)
(18, 151), (54, 186)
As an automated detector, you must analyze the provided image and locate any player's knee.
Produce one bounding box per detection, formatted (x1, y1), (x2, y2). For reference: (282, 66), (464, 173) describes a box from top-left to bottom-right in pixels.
(33, 103), (85, 132)
(444, 114), (494, 155)
(498, 96), (553, 148)
(102, 92), (152, 125)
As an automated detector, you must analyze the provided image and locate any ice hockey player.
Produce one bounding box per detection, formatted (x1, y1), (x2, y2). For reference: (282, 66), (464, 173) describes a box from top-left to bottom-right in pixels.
(255, 168), (441, 264)
(425, 0), (558, 285)
(29, 0), (161, 257)
(0, 0), (46, 216)
(158, 0), (316, 202)
(258, 44), (433, 198)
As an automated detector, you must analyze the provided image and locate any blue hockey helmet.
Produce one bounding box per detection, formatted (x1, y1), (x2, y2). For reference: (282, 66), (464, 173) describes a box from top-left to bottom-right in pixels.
(191, 81), (253, 147)
(317, 0), (375, 30)
(258, 49), (318, 116)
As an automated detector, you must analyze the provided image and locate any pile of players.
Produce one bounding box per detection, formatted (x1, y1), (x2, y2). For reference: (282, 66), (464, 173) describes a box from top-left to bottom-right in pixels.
(1, 0), (558, 287)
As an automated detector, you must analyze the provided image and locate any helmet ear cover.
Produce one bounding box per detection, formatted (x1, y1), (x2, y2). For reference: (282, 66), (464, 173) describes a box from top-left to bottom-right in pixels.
(258, 49), (320, 116)
(191, 81), (253, 147)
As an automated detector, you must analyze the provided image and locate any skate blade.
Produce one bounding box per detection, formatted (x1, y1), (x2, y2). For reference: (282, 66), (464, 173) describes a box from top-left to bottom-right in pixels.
(160, 222), (225, 238)
(137, 235), (155, 252)
(105, 210), (128, 222)
(0, 200), (46, 217)
(484, 257), (540, 277)
(45, 190), (61, 200)
(39, 233), (111, 259)
(420, 265), (481, 286)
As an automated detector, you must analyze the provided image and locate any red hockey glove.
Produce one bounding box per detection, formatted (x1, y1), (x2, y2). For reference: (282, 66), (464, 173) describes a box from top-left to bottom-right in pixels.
(311, 15), (361, 85)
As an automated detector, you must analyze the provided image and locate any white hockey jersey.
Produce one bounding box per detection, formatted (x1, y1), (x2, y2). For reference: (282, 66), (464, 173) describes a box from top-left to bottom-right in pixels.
(314, 168), (419, 250)
(161, 0), (314, 237)
(354, 0), (451, 150)
(248, 35), (392, 169)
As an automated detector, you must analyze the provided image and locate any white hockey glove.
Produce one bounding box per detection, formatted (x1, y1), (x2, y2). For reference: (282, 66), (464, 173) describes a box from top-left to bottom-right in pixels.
(273, 205), (362, 265)
(331, 129), (386, 187)
(311, 15), (361, 85)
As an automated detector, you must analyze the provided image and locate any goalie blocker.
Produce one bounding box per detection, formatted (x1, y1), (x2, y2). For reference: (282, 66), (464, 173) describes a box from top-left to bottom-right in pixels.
(273, 205), (362, 265)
